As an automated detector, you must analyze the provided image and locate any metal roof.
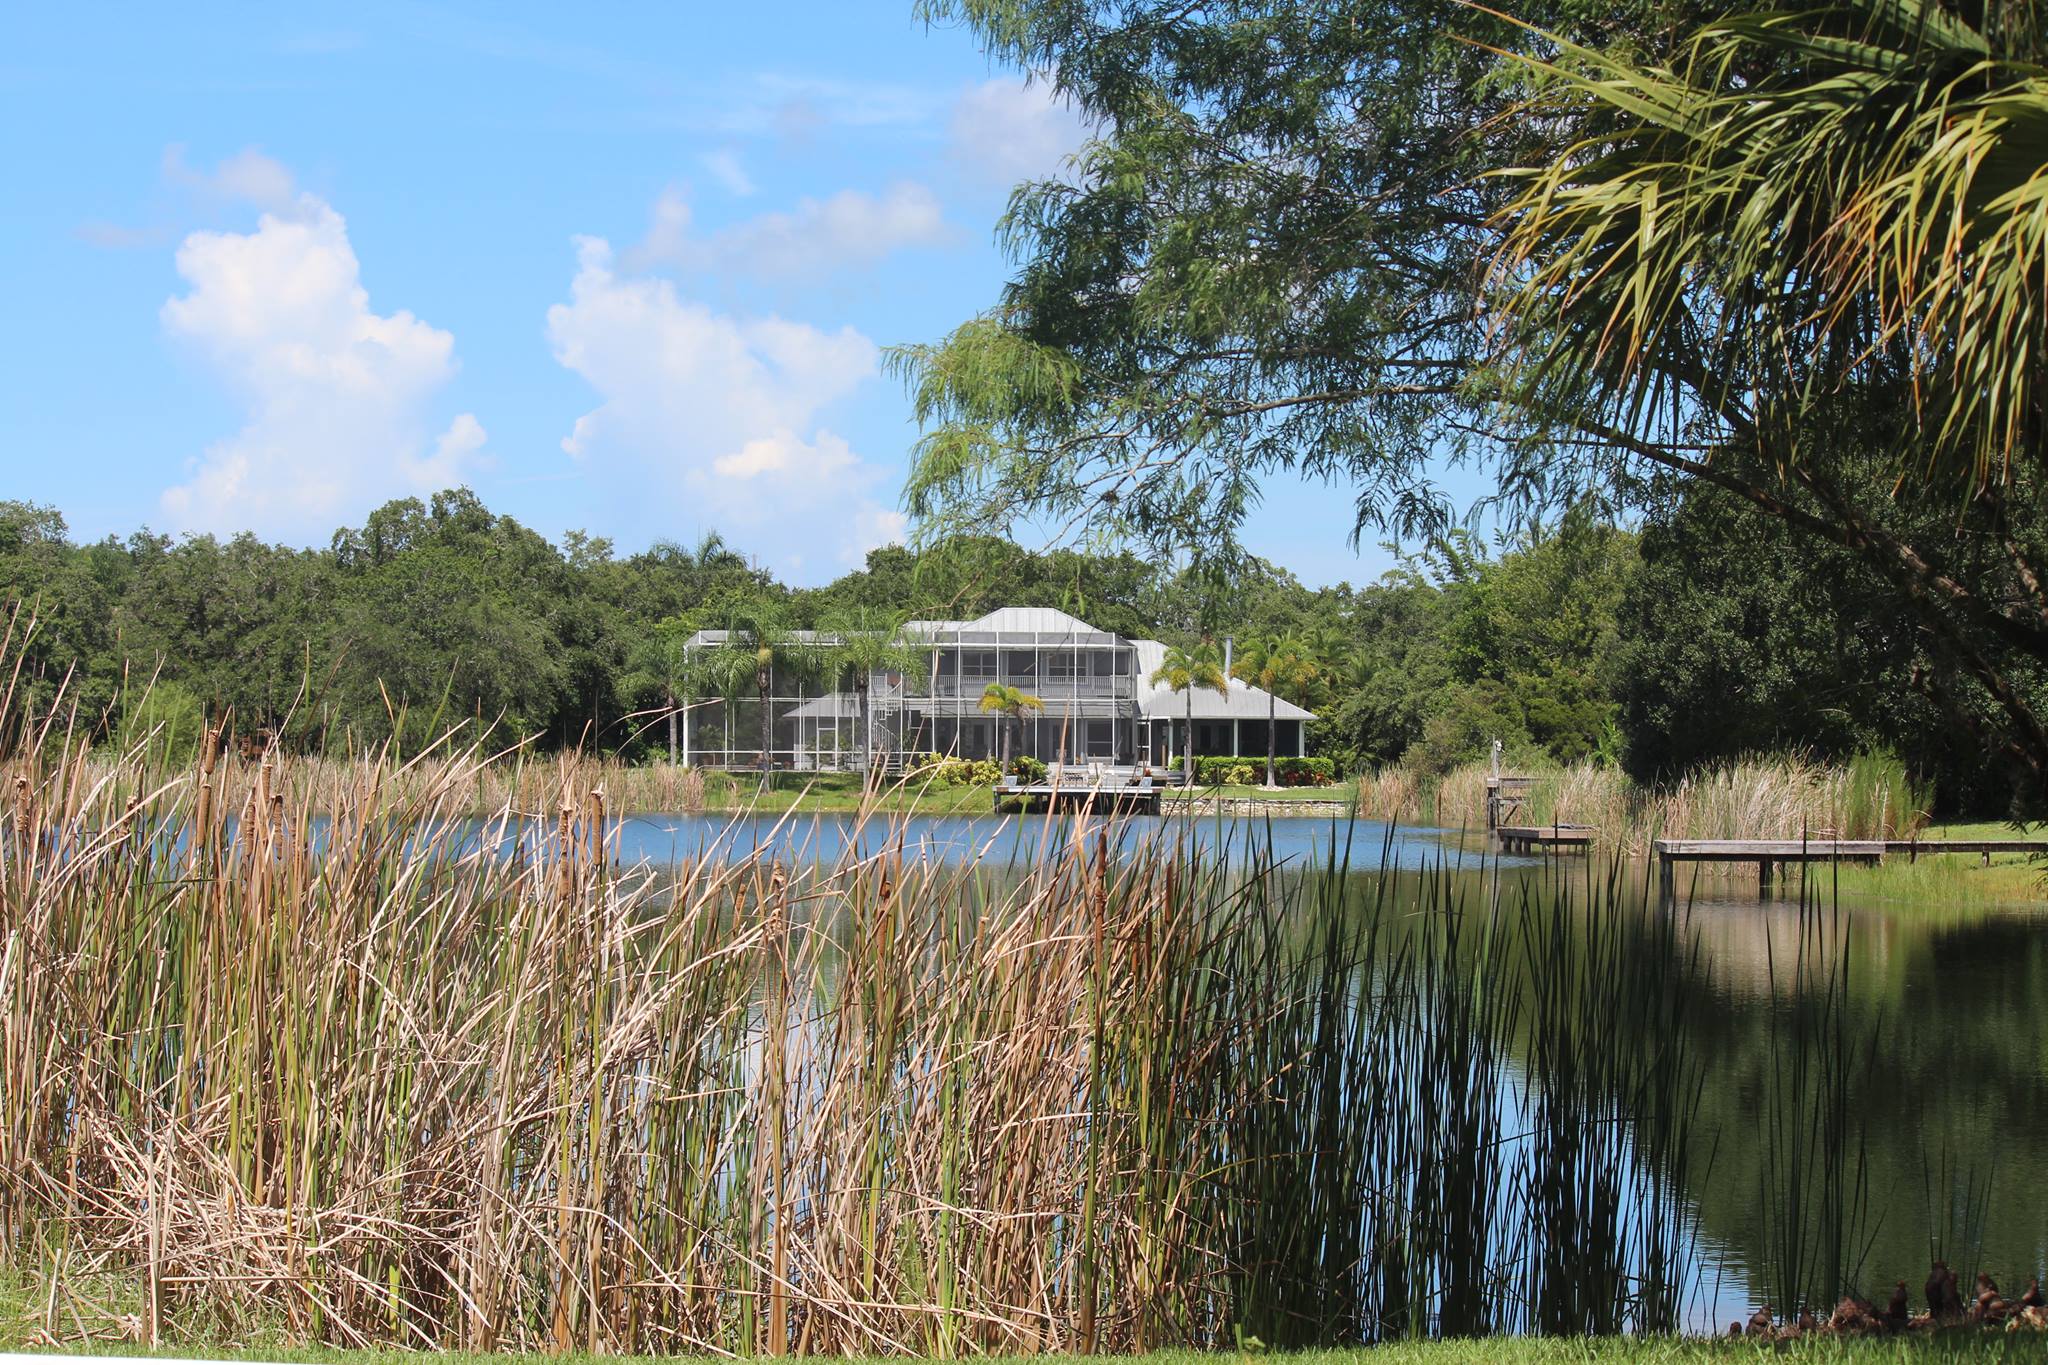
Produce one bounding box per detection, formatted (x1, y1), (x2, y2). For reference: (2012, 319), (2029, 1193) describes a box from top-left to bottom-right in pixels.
(1131, 639), (1316, 722)
(689, 608), (1118, 648)
(680, 613), (1316, 724)
(959, 606), (1099, 636)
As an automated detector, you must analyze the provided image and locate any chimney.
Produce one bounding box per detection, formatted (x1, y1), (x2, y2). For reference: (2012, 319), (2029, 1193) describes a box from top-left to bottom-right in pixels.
(1223, 635), (1234, 680)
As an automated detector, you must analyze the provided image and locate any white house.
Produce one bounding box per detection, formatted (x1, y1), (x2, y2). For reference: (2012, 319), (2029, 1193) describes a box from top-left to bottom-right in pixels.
(680, 606), (1313, 771)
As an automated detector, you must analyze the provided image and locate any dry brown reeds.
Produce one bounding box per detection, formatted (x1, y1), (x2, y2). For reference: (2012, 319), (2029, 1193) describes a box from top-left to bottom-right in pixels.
(0, 715), (1709, 1352)
(1386, 754), (1932, 858)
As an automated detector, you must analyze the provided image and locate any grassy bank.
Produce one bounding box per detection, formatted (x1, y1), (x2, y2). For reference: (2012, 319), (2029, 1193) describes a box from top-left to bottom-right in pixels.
(0, 1312), (2038, 1365)
(0, 1346), (2040, 1365)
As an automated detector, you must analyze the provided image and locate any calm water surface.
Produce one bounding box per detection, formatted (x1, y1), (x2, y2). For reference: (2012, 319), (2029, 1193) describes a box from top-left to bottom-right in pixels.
(582, 811), (2048, 1327)
(601, 808), (1496, 869)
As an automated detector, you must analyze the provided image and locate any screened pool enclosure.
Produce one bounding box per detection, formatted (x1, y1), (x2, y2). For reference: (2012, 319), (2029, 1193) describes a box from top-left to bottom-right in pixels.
(678, 607), (1311, 773)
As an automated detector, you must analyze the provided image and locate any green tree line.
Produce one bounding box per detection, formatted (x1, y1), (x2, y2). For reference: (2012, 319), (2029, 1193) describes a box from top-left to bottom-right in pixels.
(0, 486), (2009, 811)
(898, 0), (2048, 813)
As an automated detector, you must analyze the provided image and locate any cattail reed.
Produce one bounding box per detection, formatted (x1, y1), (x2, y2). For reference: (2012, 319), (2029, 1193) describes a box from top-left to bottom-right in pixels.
(0, 664), (1723, 1353)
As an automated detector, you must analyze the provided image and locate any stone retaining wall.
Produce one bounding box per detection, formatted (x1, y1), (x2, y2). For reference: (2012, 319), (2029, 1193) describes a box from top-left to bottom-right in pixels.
(1175, 796), (1354, 818)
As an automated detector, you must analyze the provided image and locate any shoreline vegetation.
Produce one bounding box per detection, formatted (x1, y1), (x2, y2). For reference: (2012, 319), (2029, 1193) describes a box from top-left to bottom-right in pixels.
(5, 1333), (2048, 1365)
(66, 741), (2031, 898)
(35, 725), (2042, 1360)
(0, 674), (2035, 1360)
(1, 1337), (2045, 1365)
(68, 739), (1937, 833)
(3, 722), (1709, 1356)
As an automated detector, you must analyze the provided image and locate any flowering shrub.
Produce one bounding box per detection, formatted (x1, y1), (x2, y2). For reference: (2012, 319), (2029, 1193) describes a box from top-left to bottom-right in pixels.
(1171, 755), (1339, 786)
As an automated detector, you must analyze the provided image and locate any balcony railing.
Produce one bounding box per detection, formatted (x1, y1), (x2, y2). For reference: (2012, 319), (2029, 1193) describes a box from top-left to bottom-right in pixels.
(928, 685), (1132, 701)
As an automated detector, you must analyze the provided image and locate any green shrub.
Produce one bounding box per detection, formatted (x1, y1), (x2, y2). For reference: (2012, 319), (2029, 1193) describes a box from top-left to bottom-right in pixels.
(908, 753), (1009, 787)
(1009, 755), (1048, 782)
(1170, 755), (1335, 787)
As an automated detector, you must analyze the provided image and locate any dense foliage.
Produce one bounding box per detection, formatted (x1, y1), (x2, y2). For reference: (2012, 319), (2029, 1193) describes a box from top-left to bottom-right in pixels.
(897, 0), (2048, 810)
(1, 486), (2011, 811)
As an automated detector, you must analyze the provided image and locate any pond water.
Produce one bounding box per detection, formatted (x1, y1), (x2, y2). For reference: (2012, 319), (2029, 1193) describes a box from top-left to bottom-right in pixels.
(598, 807), (1502, 870)
(1673, 886), (2048, 1326)
(558, 810), (2048, 1330)
(630, 810), (2048, 1330)
(259, 803), (2026, 1331)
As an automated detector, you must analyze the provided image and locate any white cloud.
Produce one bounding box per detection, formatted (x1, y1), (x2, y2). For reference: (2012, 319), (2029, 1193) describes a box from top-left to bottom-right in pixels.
(80, 145), (302, 251)
(701, 148), (756, 197)
(159, 194), (484, 535)
(625, 181), (948, 280)
(625, 187), (695, 273)
(547, 237), (903, 572)
(162, 144), (299, 210)
(948, 77), (1092, 186)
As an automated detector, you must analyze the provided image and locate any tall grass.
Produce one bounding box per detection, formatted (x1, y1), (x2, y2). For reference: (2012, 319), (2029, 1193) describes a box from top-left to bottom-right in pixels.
(1359, 753), (1932, 856)
(0, 679), (1717, 1351)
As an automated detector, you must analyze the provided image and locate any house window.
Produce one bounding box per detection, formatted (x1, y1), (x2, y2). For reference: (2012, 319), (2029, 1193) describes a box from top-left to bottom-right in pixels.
(1047, 652), (1082, 681)
(1086, 720), (1115, 758)
(959, 650), (997, 682)
(1004, 651), (1037, 680)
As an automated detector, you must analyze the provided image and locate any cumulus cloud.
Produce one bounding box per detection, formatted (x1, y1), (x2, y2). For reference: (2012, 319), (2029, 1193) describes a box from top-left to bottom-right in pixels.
(80, 145), (301, 251)
(624, 181), (948, 280)
(159, 194), (484, 535)
(948, 77), (1092, 186)
(162, 144), (299, 210)
(547, 237), (903, 572)
(701, 148), (756, 197)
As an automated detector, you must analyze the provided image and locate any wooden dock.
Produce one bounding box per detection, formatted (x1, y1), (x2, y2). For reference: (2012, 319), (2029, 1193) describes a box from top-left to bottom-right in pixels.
(1656, 836), (2046, 896)
(1496, 823), (1594, 854)
(994, 769), (1171, 815)
(1484, 774), (1538, 830)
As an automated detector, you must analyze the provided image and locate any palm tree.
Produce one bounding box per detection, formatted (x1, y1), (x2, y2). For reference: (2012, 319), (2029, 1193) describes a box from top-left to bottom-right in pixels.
(978, 681), (1044, 772)
(822, 607), (926, 782)
(1298, 623), (1350, 710)
(716, 603), (822, 787)
(685, 640), (755, 768)
(1494, 0), (2048, 498)
(624, 615), (695, 763)
(1149, 641), (1227, 780)
(1487, 0), (2048, 787)
(1231, 634), (1315, 788)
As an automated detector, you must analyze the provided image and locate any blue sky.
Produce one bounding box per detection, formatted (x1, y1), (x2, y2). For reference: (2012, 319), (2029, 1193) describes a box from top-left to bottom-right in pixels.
(1, 3), (1431, 588)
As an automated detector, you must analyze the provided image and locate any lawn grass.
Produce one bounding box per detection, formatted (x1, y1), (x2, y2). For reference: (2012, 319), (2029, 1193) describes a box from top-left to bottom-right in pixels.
(1, 1339), (2036, 1364)
(3, 1271), (2030, 1364)
(1801, 817), (2046, 908)
(692, 771), (1361, 816)
(692, 768), (993, 814)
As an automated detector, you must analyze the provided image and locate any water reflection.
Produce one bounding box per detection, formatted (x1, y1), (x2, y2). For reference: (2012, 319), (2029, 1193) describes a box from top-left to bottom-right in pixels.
(599, 814), (2047, 1329)
(125, 803), (2048, 1333)
(1669, 889), (2048, 1319)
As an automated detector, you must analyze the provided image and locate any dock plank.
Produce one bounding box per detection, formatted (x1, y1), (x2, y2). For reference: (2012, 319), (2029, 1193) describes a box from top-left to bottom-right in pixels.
(1496, 824), (1594, 854)
(1653, 835), (2047, 899)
